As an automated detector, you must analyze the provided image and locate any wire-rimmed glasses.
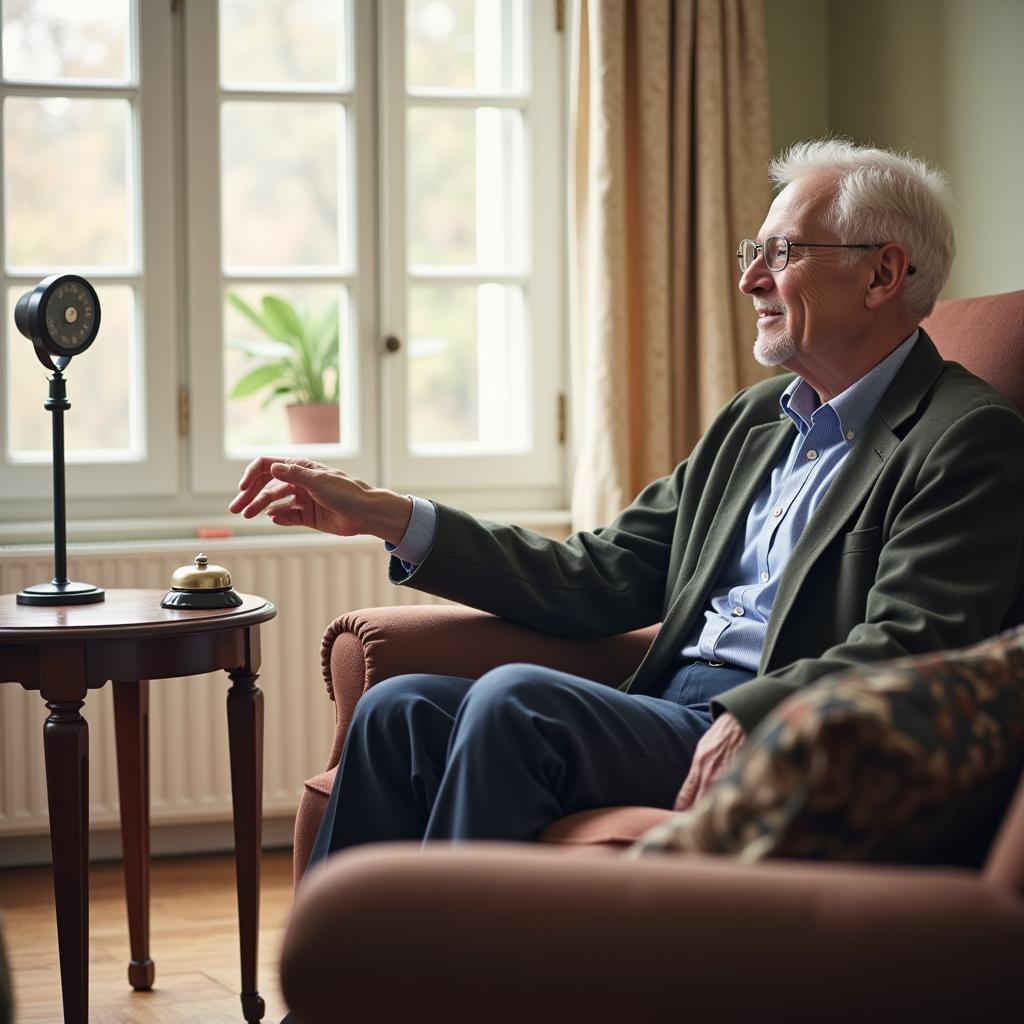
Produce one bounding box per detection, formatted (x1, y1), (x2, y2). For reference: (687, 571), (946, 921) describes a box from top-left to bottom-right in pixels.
(736, 235), (915, 274)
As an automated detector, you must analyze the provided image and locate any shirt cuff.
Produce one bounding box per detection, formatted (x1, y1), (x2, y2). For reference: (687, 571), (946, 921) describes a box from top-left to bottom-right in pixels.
(384, 495), (437, 569)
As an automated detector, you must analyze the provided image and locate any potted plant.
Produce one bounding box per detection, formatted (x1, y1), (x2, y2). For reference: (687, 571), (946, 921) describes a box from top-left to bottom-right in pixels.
(227, 291), (340, 444)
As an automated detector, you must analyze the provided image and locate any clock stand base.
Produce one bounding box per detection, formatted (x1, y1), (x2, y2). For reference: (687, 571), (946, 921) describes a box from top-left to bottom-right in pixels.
(17, 580), (106, 605)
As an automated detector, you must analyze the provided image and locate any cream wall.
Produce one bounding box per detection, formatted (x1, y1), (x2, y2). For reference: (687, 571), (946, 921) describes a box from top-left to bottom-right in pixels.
(764, 0), (1024, 300)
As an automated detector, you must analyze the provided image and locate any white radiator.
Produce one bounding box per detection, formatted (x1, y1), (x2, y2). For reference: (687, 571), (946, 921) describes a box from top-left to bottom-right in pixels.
(0, 535), (443, 846)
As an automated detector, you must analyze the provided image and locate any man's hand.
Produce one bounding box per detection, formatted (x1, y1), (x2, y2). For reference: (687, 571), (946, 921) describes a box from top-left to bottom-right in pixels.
(674, 712), (746, 811)
(228, 456), (412, 545)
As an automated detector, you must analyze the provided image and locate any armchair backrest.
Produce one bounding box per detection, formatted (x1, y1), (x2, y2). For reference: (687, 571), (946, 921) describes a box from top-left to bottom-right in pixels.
(922, 290), (1024, 894)
(921, 289), (1024, 411)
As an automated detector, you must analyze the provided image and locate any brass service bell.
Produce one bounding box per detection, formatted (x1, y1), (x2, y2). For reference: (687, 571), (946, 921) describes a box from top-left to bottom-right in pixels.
(161, 553), (243, 609)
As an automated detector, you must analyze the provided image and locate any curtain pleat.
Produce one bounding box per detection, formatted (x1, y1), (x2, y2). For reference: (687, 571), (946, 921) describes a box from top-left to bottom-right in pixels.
(570, 0), (772, 531)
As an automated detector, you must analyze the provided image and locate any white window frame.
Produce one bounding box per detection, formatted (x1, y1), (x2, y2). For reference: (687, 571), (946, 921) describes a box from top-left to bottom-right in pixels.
(0, 0), (178, 504)
(185, 0), (378, 495)
(378, 0), (564, 500)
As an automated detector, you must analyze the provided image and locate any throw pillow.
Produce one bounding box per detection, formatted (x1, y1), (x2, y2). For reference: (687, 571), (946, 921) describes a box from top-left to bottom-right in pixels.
(629, 624), (1024, 865)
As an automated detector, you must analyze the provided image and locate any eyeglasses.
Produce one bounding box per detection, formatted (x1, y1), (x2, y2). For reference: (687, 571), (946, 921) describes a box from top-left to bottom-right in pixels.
(736, 235), (916, 275)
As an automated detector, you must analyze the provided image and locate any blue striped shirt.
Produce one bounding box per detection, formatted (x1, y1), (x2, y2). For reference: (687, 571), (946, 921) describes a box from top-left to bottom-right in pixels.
(679, 329), (920, 670)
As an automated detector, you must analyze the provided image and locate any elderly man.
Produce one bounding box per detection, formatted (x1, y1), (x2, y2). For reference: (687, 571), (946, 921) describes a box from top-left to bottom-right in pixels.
(231, 140), (1024, 860)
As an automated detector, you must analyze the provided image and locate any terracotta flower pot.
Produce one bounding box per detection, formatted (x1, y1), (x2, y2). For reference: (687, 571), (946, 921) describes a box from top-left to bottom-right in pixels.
(286, 403), (340, 444)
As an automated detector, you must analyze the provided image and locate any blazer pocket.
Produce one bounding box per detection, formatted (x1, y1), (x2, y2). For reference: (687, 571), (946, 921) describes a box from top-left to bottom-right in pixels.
(841, 526), (883, 555)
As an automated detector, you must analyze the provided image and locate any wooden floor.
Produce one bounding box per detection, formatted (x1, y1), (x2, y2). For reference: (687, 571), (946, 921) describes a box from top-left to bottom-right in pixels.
(0, 850), (293, 1023)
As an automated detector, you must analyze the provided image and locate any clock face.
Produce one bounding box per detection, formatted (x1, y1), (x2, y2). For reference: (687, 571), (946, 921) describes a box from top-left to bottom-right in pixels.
(43, 279), (97, 354)
(14, 273), (102, 370)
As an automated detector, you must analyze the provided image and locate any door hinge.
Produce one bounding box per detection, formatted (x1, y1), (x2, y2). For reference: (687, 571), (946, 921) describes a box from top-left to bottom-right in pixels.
(557, 392), (567, 445)
(555, 0), (565, 32)
(178, 386), (190, 438)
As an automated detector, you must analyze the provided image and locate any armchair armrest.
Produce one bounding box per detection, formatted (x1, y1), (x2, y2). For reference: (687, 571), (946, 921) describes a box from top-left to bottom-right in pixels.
(319, 604), (657, 771)
(293, 604), (656, 882)
(281, 844), (1024, 1023)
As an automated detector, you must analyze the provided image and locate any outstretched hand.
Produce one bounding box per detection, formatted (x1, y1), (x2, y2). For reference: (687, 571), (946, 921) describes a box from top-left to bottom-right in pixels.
(228, 456), (412, 545)
(674, 712), (746, 811)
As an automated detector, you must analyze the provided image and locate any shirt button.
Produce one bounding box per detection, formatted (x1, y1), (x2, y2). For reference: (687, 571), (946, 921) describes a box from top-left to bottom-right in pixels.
(732, 606), (745, 617)
(760, 571), (769, 583)
(806, 449), (818, 460)
(772, 506), (783, 517)
(846, 430), (855, 440)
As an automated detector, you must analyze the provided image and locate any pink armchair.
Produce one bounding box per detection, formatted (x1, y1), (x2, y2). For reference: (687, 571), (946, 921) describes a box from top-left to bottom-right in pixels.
(283, 291), (1024, 1022)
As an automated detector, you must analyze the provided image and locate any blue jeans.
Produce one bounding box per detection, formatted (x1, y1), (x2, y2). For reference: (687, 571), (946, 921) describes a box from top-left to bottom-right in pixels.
(306, 658), (754, 868)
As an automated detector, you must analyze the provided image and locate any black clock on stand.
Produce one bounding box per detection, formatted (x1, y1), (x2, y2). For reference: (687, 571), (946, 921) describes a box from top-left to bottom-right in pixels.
(13, 274), (105, 605)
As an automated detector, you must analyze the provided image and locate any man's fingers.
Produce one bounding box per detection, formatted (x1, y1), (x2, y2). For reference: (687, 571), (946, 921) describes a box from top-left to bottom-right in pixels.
(237, 480), (297, 518)
(229, 479), (273, 515)
(674, 775), (697, 812)
(270, 460), (320, 485)
(267, 505), (304, 526)
(235, 456), (266, 489)
(231, 457), (321, 509)
(229, 456), (287, 513)
(674, 754), (706, 811)
(235, 455), (280, 491)
(228, 483), (269, 514)
(675, 730), (744, 812)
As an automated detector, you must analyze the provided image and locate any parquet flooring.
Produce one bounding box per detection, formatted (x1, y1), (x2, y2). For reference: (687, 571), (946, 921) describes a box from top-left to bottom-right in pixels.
(0, 850), (293, 1023)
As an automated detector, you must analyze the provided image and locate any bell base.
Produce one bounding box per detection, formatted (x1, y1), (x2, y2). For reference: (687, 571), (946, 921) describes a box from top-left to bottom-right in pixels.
(161, 588), (243, 610)
(17, 581), (105, 606)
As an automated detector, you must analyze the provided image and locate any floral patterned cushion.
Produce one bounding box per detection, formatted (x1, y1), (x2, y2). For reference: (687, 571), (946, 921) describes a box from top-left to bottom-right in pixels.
(630, 625), (1024, 865)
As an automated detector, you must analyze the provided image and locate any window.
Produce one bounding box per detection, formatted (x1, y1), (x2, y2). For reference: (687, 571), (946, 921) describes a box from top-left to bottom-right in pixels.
(0, 0), (177, 504)
(0, 0), (566, 528)
(381, 0), (563, 493)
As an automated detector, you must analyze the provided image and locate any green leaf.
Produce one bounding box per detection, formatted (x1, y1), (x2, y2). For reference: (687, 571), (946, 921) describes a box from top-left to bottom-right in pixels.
(310, 302), (340, 402)
(313, 301), (339, 352)
(227, 291), (275, 337)
(231, 361), (290, 399)
(261, 295), (306, 348)
(228, 338), (294, 360)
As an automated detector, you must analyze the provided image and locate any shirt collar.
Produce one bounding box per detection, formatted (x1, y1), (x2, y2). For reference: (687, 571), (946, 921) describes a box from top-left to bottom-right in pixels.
(780, 328), (920, 442)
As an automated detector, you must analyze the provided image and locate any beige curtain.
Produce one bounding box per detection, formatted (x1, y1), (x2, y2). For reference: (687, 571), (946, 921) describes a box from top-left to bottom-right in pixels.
(570, 0), (773, 530)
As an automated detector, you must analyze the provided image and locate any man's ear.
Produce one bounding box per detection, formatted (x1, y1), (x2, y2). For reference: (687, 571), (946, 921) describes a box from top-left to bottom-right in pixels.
(864, 243), (912, 309)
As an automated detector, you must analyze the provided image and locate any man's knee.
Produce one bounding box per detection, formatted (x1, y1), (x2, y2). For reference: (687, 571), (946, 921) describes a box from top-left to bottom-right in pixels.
(459, 663), (578, 727)
(351, 674), (442, 733)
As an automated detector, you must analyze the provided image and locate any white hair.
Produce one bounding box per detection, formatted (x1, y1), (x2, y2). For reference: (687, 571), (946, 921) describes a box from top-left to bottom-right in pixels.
(768, 139), (955, 321)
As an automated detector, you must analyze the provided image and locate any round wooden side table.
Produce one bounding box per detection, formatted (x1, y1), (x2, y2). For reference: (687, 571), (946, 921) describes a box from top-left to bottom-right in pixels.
(0, 589), (277, 1024)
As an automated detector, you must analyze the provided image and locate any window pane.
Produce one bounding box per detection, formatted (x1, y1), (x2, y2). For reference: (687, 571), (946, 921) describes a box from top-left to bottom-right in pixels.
(221, 101), (348, 268)
(223, 283), (354, 454)
(408, 106), (524, 267)
(408, 283), (528, 451)
(2, 0), (130, 83)
(6, 284), (137, 458)
(220, 0), (349, 89)
(4, 96), (134, 269)
(407, 0), (524, 93)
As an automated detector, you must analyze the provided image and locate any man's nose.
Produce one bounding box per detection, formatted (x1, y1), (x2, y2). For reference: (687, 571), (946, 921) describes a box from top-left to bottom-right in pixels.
(738, 257), (774, 295)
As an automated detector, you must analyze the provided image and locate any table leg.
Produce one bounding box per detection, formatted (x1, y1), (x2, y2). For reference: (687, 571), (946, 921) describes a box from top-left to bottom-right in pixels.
(43, 697), (89, 1024)
(113, 680), (155, 991)
(227, 667), (265, 1023)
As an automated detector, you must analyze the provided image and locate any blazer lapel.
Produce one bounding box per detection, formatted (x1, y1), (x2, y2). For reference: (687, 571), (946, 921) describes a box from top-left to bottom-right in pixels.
(761, 332), (946, 668)
(667, 417), (794, 610)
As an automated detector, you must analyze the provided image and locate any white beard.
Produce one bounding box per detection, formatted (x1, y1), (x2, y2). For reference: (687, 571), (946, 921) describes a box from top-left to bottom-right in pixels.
(753, 321), (797, 367)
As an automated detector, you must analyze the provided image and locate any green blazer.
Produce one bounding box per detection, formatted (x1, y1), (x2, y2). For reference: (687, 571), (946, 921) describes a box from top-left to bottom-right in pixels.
(395, 333), (1024, 733)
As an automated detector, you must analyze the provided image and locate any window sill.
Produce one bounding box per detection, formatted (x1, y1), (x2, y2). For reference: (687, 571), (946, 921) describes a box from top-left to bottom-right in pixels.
(0, 509), (572, 551)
